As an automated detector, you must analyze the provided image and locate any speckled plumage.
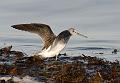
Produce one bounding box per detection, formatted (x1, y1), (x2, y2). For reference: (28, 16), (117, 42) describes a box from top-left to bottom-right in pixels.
(11, 23), (84, 59)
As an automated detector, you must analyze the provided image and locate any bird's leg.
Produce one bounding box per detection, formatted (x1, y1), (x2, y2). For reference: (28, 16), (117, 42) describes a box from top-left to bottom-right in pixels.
(46, 57), (50, 61)
(56, 55), (58, 61)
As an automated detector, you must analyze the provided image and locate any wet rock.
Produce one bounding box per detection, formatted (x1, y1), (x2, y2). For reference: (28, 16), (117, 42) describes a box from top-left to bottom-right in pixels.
(7, 78), (17, 83)
(54, 63), (86, 83)
(10, 51), (25, 60)
(24, 55), (44, 66)
(90, 72), (103, 83)
(0, 45), (120, 82)
(0, 45), (12, 57)
(112, 49), (118, 54)
(0, 79), (6, 83)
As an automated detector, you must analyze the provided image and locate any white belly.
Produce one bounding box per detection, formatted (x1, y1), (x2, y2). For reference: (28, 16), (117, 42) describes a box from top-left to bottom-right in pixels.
(38, 43), (65, 58)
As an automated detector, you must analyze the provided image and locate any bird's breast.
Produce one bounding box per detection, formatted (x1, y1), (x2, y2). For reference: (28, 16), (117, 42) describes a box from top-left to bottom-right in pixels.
(38, 43), (65, 58)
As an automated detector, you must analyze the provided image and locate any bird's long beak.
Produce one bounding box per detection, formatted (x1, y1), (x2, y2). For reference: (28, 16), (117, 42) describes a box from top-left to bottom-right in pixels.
(77, 33), (88, 38)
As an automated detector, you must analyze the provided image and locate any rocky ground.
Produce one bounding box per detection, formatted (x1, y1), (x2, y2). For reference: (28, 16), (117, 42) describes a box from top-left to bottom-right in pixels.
(0, 46), (120, 83)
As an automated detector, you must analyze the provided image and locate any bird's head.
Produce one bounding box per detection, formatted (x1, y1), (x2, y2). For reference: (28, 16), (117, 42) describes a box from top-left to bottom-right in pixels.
(68, 28), (88, 38)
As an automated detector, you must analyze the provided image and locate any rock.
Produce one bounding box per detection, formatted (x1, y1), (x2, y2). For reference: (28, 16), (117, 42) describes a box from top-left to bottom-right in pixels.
(0, 80), (6, 83)
(0, 45), (12, 57)
(90, 72), (103, 83)
(112, 49), (118, 54)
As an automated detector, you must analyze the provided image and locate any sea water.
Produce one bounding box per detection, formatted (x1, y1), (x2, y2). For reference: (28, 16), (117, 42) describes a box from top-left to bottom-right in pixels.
(0, 33), (120, 62)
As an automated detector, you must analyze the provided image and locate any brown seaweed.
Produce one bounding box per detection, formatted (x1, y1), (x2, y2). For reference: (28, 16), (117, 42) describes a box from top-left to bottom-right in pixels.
(0, 46), (120, 83)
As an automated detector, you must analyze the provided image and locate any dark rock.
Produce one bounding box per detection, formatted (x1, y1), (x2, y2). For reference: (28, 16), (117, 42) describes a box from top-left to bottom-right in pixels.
(112, 49), (118, 54)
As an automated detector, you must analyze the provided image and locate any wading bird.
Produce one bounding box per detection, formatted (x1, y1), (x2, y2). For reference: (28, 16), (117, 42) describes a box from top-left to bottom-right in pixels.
(11, 23), (87, 60)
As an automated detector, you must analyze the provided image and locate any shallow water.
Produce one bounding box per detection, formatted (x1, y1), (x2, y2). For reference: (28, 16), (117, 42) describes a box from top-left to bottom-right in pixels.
(0, 0), (120, 62)
(0, 34), (120, 62)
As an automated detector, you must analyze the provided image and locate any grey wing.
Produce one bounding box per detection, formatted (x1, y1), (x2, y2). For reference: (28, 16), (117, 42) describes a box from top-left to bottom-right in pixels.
(11, 23), (56, 49)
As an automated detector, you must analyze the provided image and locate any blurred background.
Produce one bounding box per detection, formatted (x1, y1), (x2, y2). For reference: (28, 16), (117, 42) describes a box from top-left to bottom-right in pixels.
(0, 0), (120, 36)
